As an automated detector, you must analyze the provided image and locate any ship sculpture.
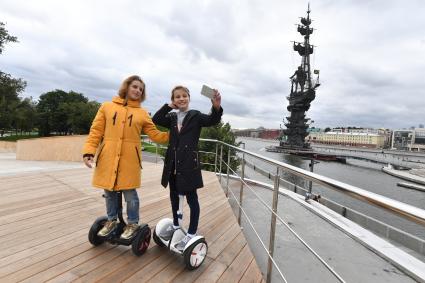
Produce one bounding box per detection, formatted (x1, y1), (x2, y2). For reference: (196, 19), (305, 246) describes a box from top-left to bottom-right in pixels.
(279, 4), (320, 150)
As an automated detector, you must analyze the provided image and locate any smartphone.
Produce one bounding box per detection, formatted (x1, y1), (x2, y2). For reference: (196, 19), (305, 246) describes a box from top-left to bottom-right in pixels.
(201, 85), (215, 99)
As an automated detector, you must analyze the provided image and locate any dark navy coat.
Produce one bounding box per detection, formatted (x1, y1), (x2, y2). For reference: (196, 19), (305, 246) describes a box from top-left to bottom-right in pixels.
(152, 104), (223, 193)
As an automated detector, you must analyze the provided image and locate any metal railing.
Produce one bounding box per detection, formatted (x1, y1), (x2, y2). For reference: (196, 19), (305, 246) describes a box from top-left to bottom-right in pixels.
(141, 136), (425, 282)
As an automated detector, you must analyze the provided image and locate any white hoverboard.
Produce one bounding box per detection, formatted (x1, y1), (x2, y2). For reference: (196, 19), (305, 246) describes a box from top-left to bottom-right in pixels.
(153, 195), (208, 270)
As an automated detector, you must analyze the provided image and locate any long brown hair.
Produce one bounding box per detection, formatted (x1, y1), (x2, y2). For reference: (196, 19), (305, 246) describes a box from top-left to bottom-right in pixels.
(118, 75), (146, 102)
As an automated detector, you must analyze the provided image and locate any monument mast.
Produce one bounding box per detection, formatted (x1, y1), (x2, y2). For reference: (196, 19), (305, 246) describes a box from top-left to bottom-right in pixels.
(280, 4), (320, 150)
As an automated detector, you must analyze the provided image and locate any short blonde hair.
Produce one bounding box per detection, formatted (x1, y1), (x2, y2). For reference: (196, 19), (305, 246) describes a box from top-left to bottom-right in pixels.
(118, 75), (146, 102)
(171, 85), (190, 101)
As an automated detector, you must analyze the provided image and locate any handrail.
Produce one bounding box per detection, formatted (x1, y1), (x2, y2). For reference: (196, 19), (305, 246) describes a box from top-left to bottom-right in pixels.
(141, 135), (425, 282)
(204, 138), (425, 227)
(219, 148), (346, 282)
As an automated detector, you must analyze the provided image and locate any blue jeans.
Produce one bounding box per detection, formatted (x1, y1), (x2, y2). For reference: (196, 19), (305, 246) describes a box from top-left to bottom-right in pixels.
(104, 189), (139, 224)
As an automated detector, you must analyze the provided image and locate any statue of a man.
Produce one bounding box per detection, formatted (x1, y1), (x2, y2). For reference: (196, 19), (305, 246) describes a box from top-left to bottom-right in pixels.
(290, 66), (307, 92)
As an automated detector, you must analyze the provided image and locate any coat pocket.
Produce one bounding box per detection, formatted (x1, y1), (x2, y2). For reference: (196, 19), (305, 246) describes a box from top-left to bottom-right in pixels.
(134, 146), (142, 169)
(180, 150), (199, 170)
(193, 151), (199, 170)
(95, 143), (106, 167)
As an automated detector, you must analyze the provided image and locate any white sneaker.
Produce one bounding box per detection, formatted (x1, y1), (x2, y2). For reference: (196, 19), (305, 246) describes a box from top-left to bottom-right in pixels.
(159, 225), (178, 241)
(175, 234), (194, 251)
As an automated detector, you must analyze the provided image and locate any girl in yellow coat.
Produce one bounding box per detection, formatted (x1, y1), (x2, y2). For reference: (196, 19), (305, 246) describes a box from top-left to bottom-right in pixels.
(82, 75), (169, 239)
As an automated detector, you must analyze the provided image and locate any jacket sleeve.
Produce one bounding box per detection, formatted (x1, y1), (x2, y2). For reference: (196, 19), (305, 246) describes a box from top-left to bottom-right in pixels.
(82, 104), (106, 155)
(152, 104), (173, 129)
(199, 106), (223, 127)
(143, 113), (169, 144)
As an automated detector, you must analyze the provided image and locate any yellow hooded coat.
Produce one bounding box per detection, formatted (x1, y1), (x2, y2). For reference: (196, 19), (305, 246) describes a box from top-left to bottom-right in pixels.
(82, 96), (168, 190)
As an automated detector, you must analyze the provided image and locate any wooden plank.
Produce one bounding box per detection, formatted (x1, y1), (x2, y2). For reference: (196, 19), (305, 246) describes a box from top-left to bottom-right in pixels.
(1, 242), (99, 282)
(217, 245), (253, 283)
(0, 192), (81, 216)
(207, 222), (242, 259)
(0, 228), (87, 269)
(0, 161), (264, 283)
(170, 257), (213, 283)
(0, 230), (88, 277)
(19, 245), (118, 283)
(239, 258), (264, 283)
(0, 203), (100, 238)
(215, 232), (246, 267)
(72, 249), (136, 283)
(194, 260), (228, 283)
(0, 220), (92, 258)
(123, 252), (179, 283)
(0, 196), (92, 225)
(145, 256), (186, 282)
(46, 246), (130, 283)
(98, 246), (170, 283)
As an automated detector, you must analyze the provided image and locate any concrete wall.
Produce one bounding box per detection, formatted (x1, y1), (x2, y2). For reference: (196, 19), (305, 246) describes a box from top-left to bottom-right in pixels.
(16, 135), (88, 161)
(0, 141), (17, 152)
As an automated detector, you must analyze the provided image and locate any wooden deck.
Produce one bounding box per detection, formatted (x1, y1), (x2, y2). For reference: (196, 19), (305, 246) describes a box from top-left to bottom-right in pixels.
(0, 162), (264, 282)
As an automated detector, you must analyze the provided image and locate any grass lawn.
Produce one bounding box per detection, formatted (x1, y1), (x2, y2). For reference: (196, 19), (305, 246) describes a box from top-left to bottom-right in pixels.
(0, 134), (40, 141)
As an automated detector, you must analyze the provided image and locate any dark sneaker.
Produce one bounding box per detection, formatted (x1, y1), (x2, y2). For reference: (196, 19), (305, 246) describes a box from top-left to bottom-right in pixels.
(97, 220), (117, 237)
(159, 225), (178, 241)
(175, 234), (193, 251)
(121, 223), (139, 240)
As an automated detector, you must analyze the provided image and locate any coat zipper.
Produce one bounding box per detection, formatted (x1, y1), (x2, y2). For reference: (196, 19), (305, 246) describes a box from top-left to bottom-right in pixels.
(135, 146), (142, 169)
(174, 150), (177, 174)
(112, 112), (117, 125)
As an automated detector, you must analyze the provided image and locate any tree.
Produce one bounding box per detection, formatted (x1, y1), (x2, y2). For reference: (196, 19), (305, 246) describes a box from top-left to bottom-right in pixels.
(0, 22), (28, 133)
(199, 122), (241, 174)
(36, 90), (99, 136)
(61, 100), (100, 134)
(13, 97), (36, 134)
(0, 22), (17, 54)
(324, 127), (331, 132)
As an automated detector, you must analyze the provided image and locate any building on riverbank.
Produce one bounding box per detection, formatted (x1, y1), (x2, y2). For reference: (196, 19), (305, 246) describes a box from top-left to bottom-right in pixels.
(233, 128), (280, 140)
(307, 131), (386, 148)
(392, 128), (425, 152)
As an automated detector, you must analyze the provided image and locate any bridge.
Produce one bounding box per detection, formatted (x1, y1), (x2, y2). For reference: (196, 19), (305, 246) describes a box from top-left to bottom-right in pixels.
(312, 145), (425, 169)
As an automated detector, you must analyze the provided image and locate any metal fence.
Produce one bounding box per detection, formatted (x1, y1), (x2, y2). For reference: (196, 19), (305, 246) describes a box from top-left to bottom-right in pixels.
(141, 136), (425, 283)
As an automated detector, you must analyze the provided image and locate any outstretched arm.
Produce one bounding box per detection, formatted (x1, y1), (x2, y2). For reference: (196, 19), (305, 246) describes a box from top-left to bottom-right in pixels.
(143, 114), (169, 144)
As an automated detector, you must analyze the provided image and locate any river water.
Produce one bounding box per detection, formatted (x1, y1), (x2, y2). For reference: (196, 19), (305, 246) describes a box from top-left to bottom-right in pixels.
(236, 137), (425, 240)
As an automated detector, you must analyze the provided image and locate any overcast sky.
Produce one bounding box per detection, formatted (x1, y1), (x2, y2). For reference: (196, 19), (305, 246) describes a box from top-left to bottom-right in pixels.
(1, 0), (424, 129)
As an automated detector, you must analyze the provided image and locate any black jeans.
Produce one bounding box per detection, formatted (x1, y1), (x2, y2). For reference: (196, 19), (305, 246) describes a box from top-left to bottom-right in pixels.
(169, 174), (200, 235)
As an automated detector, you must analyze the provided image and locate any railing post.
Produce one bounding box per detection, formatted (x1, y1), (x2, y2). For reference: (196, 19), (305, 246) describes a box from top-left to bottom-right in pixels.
(226, 146), (231, 197)
(214, 143), (218, 173)
(219, 144), (223, 183)
(267, 167), (280, 283)
(155, 143), (159, 164)
(238, 142), (245, 225)
(309, 158), (314, 193)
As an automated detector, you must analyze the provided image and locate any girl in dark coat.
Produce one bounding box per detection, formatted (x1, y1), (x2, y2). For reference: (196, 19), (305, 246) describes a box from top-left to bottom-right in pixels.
(153, 85), (222, 250)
